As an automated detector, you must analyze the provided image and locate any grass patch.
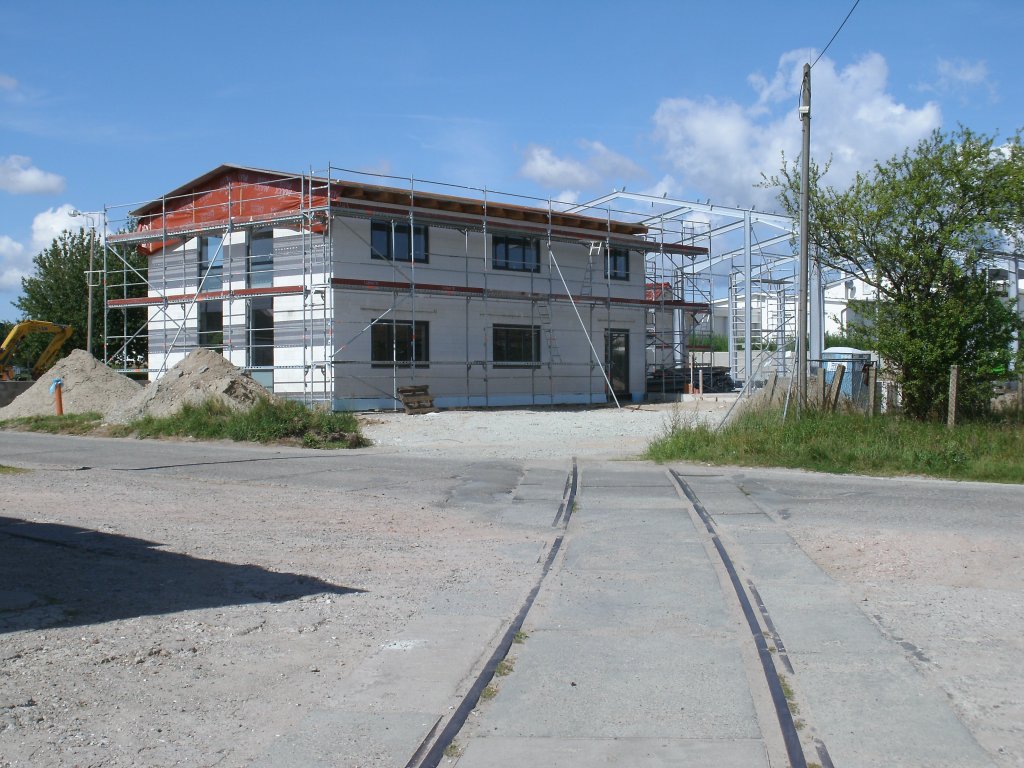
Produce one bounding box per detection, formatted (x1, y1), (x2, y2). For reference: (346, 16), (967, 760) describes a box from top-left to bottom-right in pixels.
(443, 741), (463, 758)
(646, 408), (1024, 483)
(125, 398), (367, 449)
(0, 464), (29, 474)
(495, 659), (514, 677)
(513, 631), (528, 644)
(479, 685), (498, 701)
(0, 412), (104, 435)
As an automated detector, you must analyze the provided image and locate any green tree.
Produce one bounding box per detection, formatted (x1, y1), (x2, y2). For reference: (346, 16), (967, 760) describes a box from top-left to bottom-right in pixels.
(14, 228), (148, 369)
(767, 127), (1023, 420)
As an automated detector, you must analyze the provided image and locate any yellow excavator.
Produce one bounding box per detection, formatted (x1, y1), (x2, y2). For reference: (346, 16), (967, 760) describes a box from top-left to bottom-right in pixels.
(0, 321), (75, 381)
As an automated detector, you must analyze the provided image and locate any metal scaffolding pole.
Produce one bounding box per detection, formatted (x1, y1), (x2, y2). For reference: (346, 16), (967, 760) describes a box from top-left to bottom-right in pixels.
(743, 211), (753, 385)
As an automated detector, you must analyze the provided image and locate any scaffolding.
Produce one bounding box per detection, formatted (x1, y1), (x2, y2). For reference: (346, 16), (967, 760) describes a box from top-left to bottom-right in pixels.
(100, 164), (712, 410)
(567, 192), (802, 388)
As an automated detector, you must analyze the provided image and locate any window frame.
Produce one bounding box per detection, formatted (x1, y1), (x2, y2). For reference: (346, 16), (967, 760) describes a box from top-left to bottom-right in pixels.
(197, 235), (224, 292)
(197, 301), (223, 351)
(605, 247), (630, 281)
(492, 235), (541, 273)
(370, 220), (429, 264)
(370, 319), (430, 368)
(248, 229), (274, 289)
(492, 323), (542, 368)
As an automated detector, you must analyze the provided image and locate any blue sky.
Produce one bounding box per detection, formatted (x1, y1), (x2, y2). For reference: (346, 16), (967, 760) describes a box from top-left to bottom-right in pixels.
(2, 0), (1021, 320)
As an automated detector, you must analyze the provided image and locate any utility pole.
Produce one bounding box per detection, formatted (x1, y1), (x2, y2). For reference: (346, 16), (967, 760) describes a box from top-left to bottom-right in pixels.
(797, 63), (811, 410)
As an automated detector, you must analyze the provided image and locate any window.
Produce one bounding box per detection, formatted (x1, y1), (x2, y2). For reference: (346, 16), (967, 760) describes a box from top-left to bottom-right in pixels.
(248, 297), (274, 390)
(197, 302), (223, 351)
(198, 235), (223, 292)
(493, 324), (541, 366)
(370, 220), (428, 263)
(249, 230), (273, 289)
(371, 320), (429, 367)
(493, 235), (540, 272)
(605, 247), (630, 280)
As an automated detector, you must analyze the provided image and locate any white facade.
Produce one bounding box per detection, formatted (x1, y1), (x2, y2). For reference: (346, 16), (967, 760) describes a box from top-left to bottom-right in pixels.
(141, 207), (675, 410)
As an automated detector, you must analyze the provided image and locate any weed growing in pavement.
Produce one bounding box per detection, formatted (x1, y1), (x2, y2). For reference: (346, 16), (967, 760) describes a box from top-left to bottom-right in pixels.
(443, 741), (463, 758)
(0, 464), (28, 474)
(513, 631), (528, 644)
(496, 659), (514, 677)
(778, 674), (800, 715)
(480, 685), (498, 701)
(646, 407), (1024, 483)
(126, 398), (367, 449)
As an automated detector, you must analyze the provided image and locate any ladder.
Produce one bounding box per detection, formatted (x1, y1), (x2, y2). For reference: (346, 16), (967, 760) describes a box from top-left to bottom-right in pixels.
(537, 300), (561, 364)
(582, 242), (601, 296)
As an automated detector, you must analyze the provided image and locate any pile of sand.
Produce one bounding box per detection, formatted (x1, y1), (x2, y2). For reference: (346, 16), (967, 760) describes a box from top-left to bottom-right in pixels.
(0, 349), (143, 420)
(1, 348), (273, 425)
(107, 348), (272, 424)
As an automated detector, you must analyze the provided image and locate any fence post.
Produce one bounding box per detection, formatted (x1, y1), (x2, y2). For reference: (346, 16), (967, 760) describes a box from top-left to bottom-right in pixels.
(947, 364), (958, 428)
(867, 363), (877, 417)
(826, 363), (846, 412)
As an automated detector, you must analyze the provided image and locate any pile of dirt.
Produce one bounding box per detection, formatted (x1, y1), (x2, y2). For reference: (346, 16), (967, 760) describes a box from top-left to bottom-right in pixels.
(0, 349), (143, 421)
(108, 348), (271, 424)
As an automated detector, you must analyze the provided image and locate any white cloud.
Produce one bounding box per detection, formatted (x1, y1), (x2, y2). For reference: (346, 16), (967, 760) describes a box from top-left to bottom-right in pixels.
(927, 57), (997, 101)
(580, 140), (644, 180)
(520, 140), (645, 196)
(937, 57), (989, 86)
(0, 235), (28, 289)
(0, 74), (17, 91)
(521, 145), (597, 189)
(640, 174), (682, 199)
(0, 155), (66, 195)
(31, 204), (81, 250)
(653, 50), (941, 208)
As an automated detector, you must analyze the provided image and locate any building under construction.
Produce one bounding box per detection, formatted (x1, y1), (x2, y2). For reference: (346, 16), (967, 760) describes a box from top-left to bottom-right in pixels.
(105, 165), (712, 410)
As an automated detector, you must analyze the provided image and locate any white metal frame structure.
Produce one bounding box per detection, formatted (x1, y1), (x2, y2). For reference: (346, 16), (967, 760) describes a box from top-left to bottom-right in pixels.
(568, 192), (814, 385)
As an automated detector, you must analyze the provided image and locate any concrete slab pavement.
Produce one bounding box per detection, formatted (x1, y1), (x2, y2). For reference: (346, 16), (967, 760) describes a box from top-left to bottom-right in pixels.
(455, 464), (774, 767)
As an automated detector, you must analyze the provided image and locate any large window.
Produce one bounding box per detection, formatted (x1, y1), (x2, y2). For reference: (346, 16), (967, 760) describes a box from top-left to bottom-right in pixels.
(605, 247), (630, 280)
(371, 220), (428, 263)
(371, 319), (429, 367)
(248, 297), (274, 390)
(249, 230), (273, 289)
(197, 302), (223, 351)
(198, 235), (223, 292)
(493, 324), (541, 366)
(493, 235), (540, 272)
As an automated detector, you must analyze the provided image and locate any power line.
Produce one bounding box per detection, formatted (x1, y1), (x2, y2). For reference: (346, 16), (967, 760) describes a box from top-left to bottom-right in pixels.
(811, 0), (862, 68)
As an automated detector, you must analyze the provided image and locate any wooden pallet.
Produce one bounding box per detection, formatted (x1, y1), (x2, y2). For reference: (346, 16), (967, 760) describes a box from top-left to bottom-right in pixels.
(396, 385), (439, 415)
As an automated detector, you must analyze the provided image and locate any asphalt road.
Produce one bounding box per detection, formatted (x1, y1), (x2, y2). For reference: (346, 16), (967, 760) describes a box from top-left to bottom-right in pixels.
(1, 432), (1021, 767)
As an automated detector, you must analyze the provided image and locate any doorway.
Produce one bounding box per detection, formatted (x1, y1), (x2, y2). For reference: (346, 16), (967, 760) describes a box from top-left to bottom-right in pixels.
(604, 329), (629, 399)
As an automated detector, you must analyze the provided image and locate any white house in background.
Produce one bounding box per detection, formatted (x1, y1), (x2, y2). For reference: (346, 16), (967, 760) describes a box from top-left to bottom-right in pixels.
(107, 165), (708, 410)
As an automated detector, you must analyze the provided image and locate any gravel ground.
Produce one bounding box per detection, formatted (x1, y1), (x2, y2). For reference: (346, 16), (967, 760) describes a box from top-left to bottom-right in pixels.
(358, 396), (737, 460)
(0, 443), (553, 768)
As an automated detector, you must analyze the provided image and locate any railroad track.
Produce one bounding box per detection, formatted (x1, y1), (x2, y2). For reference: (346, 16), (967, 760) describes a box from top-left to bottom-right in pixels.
(406, 458), (579, 768)
(668, 469), (834, 768)
(405, 460), (833, 768)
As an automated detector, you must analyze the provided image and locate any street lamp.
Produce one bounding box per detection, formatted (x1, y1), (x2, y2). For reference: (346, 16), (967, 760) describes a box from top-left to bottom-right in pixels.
(69, 209), (101, 358)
